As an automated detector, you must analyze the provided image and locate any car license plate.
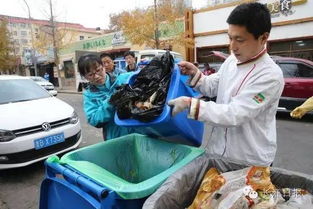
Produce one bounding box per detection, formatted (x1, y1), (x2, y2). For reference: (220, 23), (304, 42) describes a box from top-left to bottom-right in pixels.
(34, 133), (65, 150)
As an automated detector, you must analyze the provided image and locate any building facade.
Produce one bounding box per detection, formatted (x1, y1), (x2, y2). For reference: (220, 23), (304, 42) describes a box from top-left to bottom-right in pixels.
(58, 20), (186, 91)
(185, 0), (313, 63)
(0, 15), (102, 79)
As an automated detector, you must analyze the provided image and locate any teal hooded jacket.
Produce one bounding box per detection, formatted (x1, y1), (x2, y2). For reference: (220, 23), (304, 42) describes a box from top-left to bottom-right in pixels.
(83, 72), (141, 140)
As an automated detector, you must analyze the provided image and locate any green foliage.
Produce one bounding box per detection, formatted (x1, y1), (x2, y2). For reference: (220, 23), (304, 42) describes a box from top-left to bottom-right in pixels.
(0, 20), (17, 72)
(119, 8), (156, 48)
(111, 0), (187, 49)
(33, 26), (76, 56)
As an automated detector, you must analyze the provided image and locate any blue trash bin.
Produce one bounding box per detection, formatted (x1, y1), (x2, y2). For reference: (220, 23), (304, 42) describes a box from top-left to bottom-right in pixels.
(39, 134), (204, 209)
(115, 65), (204, 146)
(39, 162), (147, 209)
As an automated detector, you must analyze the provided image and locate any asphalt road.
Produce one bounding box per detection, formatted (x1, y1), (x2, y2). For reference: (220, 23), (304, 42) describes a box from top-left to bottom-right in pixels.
(0, 93), (312, 209)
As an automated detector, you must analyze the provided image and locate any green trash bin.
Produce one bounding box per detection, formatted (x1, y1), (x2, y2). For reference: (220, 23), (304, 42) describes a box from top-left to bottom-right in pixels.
(51, 133), (204, 200)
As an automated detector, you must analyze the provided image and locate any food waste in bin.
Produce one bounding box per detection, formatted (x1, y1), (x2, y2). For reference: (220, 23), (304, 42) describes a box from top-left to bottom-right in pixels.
(110, 51), (174, 122)
(189, 166), (313, 209)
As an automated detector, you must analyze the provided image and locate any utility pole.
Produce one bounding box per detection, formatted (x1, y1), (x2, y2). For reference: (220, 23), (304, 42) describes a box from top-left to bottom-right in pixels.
(154, 0), (160, 49)
(49, 0), (62, 88)
(23, 0), (38, 76)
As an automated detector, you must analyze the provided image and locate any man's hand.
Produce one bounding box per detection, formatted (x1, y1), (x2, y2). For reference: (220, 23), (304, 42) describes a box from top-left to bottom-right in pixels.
(178, 61), (202, 87)
(168, 96), (191, 116)
(178, 61), (200, 77)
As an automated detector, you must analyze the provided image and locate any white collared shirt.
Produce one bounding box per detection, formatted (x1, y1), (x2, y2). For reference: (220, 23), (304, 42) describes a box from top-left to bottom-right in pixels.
(189, 52), (284, 166)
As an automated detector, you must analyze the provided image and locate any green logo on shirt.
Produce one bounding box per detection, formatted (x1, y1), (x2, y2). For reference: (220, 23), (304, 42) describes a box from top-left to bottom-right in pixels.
(253, 93), (265, 104)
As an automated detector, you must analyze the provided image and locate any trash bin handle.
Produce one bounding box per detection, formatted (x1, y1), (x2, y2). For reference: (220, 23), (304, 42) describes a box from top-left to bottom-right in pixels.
(45, 161), (110, 200)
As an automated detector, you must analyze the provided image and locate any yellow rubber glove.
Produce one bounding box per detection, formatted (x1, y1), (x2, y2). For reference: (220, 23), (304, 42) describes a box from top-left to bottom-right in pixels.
(290, 96), (313, 119)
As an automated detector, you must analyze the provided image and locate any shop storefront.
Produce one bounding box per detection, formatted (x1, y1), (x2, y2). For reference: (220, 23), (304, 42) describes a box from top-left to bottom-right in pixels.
(58, 31), (136, 90)
(59, 22), (186, 91)
(187, 0), (313, 63)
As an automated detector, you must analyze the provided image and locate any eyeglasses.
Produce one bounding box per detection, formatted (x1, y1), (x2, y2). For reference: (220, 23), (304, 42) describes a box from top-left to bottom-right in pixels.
(85, 66), (103, 80)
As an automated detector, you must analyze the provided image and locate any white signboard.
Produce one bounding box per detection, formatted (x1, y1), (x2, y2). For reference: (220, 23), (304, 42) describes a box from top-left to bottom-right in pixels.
(111, 31), (126, 46)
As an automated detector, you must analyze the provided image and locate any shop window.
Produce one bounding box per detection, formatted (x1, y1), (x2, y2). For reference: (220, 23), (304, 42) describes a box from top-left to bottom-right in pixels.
(64, 61), (75, 79)
(197, 46), (229, 63)
(269, 41), (291, 52)
(21, 31), (27, 36)
(292, 40), (313, 51)
(269, 39), (313, 61)
(290, 51), (313, 61)
(21, 39), (28, 44)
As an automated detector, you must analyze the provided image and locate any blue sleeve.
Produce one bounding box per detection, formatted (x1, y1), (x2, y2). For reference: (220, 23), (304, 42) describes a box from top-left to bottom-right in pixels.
(117, 68), (127, 74)
(114, 72), (134, 86)
(83, 90), (114, 127)
(83, 73), (134, 127)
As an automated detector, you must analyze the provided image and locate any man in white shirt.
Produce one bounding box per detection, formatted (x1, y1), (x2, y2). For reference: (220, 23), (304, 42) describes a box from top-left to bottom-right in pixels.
(168, 2), (284, 166)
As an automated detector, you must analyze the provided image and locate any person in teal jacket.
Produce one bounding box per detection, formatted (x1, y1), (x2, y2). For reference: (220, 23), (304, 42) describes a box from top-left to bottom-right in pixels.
(78, 54), (140, 140)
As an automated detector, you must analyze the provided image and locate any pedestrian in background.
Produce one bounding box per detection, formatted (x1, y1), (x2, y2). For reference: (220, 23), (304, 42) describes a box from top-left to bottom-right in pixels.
(44, 72), (49, 81)
(168, 2), (284, 167)
(100, 53), (118, 81)
(124, 51), (137, 72)
(203, 63), (216, 76)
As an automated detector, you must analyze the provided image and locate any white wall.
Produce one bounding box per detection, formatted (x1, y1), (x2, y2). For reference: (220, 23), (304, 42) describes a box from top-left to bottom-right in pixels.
(194, 0), (313, 47)
(270, 21), (313, 41)
(195, 21), (313, 47)
(195, 33), (229, 47)
(193, 6), (234, 33)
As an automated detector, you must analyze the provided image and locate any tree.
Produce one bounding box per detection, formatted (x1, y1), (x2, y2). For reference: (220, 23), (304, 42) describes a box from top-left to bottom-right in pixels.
(157, 0), (187, 22)
(115, 0), (188, 49)
(0, 19), (17, 73)
(118, 8), (156, 48)
(33, 24), (76, 55)
(108, 13), (123, 32)
(32, 0), (78, 87)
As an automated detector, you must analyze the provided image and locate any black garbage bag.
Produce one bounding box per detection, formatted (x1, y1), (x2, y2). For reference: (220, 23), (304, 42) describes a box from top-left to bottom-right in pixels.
(110, 51), (174, 122)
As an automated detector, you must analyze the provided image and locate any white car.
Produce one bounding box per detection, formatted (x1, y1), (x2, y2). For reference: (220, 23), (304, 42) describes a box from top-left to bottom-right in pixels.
(29, 76), (58, 96)
(0, 75), (82, 169)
